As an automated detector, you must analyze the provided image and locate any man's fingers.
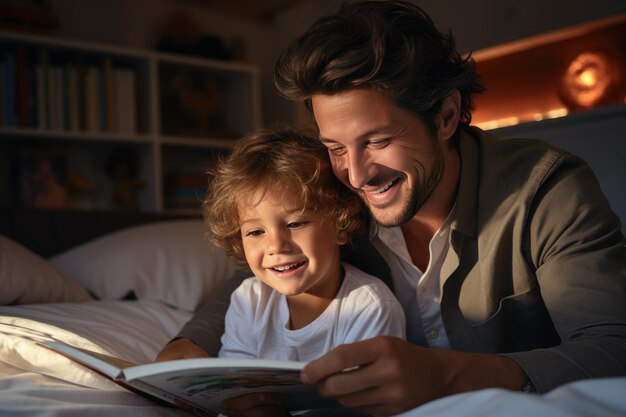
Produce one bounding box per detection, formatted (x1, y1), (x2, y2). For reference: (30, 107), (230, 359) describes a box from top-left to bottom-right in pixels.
(302, 336), (398, 384)
(315, 362), (377, 397)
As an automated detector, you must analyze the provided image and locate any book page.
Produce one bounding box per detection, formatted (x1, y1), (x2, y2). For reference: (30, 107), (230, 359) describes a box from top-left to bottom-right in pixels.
(127, 365), (337, 415)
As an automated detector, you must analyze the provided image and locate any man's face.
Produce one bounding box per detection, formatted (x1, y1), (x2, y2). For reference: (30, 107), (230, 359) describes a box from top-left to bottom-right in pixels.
(312, 88), (447, 227)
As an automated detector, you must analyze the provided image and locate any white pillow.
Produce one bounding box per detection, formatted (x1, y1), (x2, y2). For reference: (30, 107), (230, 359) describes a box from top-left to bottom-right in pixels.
(0, 235), (92, 305)
(49, 220), (236, 312)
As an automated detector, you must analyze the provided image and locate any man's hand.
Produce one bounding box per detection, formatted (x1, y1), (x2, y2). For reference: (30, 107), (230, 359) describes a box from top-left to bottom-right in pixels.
(154, 338), (209, 362)
(300, 336), (528, 416)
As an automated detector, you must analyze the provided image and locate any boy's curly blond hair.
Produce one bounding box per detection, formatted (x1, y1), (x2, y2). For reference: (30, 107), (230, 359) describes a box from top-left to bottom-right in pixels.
(203, 127), (366, 265)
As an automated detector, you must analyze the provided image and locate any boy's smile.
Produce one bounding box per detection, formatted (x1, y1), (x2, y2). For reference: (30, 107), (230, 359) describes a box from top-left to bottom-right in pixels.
(238, 188), (347, 302)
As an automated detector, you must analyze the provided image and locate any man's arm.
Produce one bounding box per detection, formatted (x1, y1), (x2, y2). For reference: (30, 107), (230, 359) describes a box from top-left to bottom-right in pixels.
(155, 268), (250, 361)
(501, 155), (626, 391)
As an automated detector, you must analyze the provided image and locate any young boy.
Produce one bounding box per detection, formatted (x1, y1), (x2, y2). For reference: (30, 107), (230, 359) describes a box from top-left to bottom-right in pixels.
(204, 128), (405, 361)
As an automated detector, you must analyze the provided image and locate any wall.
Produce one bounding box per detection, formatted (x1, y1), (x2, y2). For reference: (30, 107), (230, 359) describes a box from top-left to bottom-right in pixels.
(271, 0), (626, 125)
(12, 0), (626, 227)
(43, 0), (626, 127)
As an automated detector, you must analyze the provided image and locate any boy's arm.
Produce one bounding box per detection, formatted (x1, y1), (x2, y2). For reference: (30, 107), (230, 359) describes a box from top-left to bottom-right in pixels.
(155, 268), (251, 360)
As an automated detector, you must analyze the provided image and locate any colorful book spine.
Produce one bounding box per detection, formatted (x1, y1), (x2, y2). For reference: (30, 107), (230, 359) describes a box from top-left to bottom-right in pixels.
(3, 53), (16, 127)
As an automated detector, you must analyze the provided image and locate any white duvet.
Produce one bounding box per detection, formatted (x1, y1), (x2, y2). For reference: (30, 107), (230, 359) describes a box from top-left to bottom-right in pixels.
(0, 300), (194, 416)
(1, 300), (626, 417)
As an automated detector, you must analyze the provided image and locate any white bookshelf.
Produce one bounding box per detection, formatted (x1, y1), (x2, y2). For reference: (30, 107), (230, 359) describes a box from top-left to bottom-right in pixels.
(0, 30), (261, 213)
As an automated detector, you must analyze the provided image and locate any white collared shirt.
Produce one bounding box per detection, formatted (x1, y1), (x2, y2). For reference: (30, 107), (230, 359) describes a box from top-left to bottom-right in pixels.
(372, 211), (454, 349)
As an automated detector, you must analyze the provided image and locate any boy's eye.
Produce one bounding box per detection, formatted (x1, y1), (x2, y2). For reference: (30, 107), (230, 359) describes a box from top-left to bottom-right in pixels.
(287, 221), (308, 229)
(245, 229), (264, 237)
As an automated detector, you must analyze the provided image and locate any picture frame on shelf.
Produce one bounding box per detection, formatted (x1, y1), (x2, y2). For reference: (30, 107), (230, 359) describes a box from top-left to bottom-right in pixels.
(10, 147), (95, 210)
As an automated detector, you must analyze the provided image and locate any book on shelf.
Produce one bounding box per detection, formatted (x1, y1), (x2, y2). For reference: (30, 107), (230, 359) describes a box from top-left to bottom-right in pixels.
(0, 45), (140, 134)
(2, 51), (16, 127)
(42, 340), (341, 417)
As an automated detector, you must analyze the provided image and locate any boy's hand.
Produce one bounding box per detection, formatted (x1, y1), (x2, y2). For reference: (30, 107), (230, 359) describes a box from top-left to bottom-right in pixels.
(154, 338), (208, 362)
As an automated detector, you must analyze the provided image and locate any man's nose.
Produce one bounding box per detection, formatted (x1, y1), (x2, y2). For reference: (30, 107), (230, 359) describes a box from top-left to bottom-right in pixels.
(346, 151), (377, 189)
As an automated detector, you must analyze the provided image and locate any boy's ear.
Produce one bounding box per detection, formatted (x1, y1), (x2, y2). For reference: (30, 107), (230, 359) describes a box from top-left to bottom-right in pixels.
(336, 230), (349, 246)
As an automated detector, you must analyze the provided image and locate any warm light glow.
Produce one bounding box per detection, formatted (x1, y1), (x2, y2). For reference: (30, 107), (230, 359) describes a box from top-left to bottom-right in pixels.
(476, 108), (569, 130)
(578, 68), (597, 87)
(546, 108), (569, 118)
(475, 117), (519, 130)
(559, 51), (625, 109)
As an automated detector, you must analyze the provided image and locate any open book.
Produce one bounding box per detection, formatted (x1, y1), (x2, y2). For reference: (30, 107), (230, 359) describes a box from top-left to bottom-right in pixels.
(42, 340), (340, 417)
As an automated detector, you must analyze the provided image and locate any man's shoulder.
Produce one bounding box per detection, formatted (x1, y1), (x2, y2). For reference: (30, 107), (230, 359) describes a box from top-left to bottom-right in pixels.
(465, 127), (574, 194)
(471, 128), (567, 168)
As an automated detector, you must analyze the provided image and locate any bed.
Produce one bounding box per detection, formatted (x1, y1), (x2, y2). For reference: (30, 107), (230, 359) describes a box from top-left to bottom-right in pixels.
(0, 208), (236, 416)
(1, 208), (625, 417)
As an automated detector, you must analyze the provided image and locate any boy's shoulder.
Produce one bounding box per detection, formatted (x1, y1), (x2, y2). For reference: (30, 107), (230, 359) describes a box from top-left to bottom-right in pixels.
(340, 262), (397, 304)
(232, 276), (278, 301)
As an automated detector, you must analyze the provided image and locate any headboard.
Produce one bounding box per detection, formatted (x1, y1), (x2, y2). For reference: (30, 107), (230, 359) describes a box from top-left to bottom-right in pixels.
(0, 207), (198, 257)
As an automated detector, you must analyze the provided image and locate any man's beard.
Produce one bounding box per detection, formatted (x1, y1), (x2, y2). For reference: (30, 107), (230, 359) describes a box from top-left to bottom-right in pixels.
(365, 147), (445, 227)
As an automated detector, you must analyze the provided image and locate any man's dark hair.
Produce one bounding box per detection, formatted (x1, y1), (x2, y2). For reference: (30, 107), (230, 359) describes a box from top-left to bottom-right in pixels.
(274, 0), (485, 137)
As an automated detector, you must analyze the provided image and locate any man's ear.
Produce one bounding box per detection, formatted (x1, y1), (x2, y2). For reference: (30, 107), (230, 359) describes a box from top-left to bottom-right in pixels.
(437, 89), (461, 142)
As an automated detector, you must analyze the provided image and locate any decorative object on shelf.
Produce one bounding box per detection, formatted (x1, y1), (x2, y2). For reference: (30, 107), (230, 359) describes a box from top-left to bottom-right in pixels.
(12, 147), (94, 210)
(558, 50), (626, 111)
(18, 151), (67, 209)
(164, 171), (207, 211)
(105, 148), (145, 211)
(159, 65), (224, 137)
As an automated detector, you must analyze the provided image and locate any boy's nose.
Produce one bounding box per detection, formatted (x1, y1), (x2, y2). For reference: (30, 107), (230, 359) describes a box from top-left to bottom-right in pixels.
(266, 231), (292, 255)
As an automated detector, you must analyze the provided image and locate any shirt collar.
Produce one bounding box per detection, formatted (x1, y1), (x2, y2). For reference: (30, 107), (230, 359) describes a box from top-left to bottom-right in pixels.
(452, 127), (481, 239)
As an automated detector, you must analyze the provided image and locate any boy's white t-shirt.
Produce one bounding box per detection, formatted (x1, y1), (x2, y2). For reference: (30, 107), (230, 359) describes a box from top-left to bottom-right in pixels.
(218, 262), (406, 361)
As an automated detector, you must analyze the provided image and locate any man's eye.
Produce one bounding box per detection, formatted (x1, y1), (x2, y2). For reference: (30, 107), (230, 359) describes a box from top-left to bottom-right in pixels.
(245, 230), (264, 237)
(328, 146), (346, 156)
(368, 139), (389, 149)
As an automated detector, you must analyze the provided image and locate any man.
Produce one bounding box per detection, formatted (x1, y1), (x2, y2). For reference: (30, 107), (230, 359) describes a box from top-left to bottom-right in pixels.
(157, 2), (626, 416)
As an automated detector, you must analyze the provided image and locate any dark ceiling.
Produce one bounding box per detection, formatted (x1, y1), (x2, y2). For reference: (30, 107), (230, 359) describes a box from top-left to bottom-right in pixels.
(172, 0), (310, 23)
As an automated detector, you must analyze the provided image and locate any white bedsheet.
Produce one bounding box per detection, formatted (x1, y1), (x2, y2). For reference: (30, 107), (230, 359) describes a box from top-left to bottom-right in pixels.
(0, 299), (196, 416)
(1, 300), (625, 417)
(0, 361), (191, 417)
(393, 376), (626, 417)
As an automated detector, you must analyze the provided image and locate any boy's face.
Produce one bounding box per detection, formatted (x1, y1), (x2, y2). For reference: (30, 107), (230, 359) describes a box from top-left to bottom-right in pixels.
(239, 189), (348, 300)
